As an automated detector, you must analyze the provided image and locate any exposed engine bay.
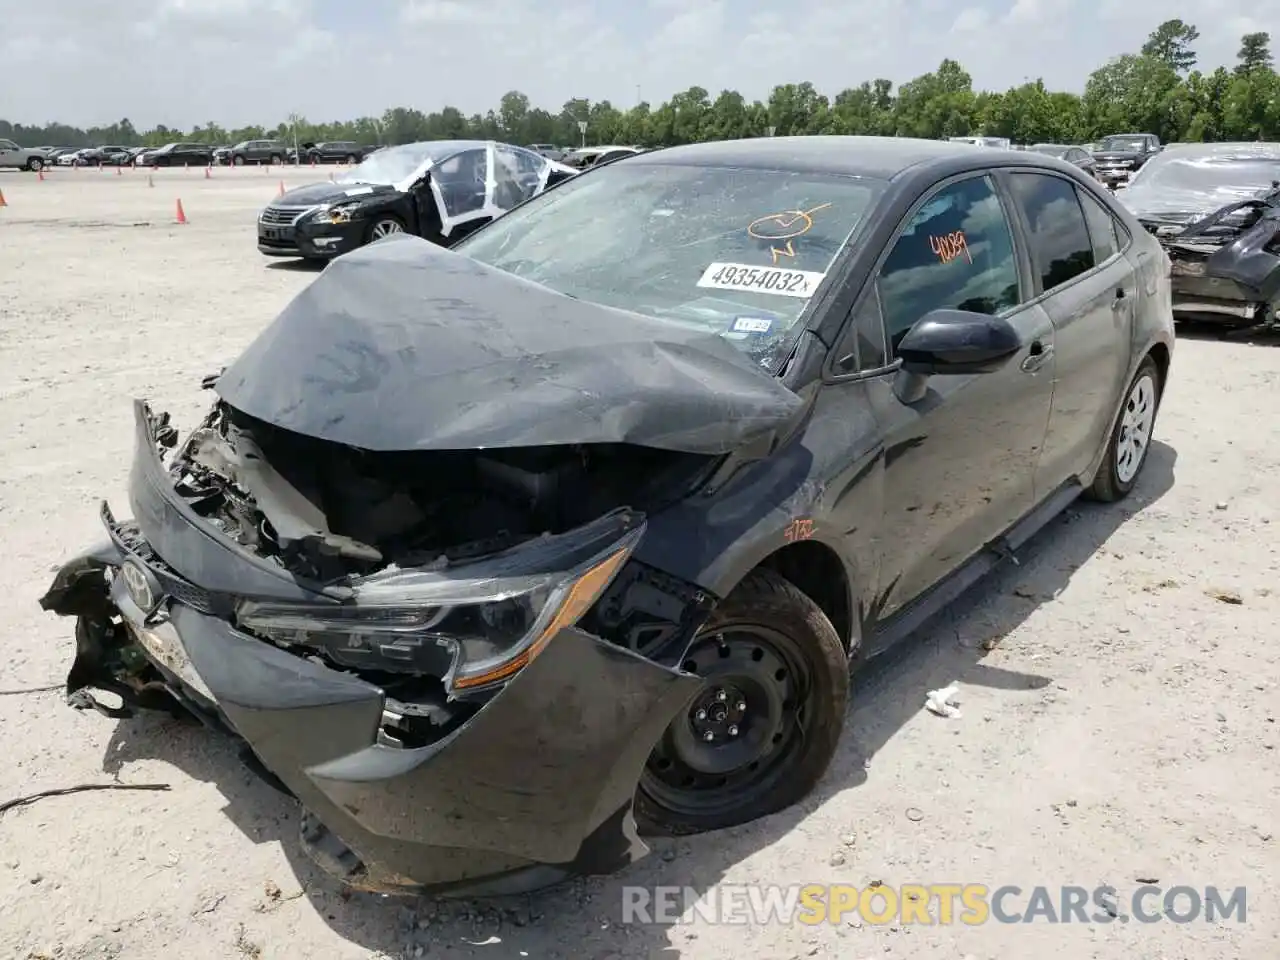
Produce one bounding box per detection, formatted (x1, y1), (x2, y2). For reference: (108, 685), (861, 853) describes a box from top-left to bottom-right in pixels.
(163, 401), (717, 584)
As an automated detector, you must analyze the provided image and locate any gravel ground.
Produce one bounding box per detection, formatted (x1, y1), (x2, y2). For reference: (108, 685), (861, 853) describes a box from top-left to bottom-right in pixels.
(1, 165), (1278, 960)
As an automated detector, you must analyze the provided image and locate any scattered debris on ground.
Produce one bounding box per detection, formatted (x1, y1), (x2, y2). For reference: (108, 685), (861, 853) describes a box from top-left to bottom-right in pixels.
(0, 782), (170, 815)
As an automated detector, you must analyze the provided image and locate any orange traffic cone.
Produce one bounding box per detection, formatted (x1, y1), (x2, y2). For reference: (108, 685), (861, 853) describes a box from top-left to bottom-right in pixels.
(0, 188), (7, 207)
(204, 166), (211, 179)
(277, 180), (285, 197)
(175, 198), (187, 224)
(37, 169), (45, 181)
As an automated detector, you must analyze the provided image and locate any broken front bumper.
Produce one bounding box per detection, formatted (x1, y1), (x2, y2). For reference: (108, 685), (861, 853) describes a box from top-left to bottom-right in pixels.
(39, 403), (702, 897)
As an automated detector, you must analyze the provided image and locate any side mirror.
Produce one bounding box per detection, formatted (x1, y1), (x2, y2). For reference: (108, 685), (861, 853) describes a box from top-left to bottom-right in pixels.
(897, 309), (1022, 376)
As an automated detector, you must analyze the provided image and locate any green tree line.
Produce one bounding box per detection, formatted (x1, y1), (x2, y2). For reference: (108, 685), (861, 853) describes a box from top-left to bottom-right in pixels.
(4, 20), (1277, 151)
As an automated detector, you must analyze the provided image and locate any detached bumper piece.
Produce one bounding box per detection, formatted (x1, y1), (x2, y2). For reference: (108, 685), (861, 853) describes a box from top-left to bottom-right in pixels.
(37, 401), (704, 896)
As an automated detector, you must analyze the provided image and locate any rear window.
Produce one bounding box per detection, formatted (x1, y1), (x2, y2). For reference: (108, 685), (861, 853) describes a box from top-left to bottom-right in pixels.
(455, 162), (884, 371)
(1008, 173), (1096, 291)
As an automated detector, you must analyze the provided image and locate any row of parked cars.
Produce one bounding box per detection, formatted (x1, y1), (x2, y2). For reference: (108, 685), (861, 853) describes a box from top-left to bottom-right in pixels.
(5, 139), (647, 174)
(5, 140), (389, 171)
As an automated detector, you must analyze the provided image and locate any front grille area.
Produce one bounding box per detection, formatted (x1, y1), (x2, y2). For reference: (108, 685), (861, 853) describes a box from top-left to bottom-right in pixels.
(259, 205), (315, 226)
(107, 515), (231, 616)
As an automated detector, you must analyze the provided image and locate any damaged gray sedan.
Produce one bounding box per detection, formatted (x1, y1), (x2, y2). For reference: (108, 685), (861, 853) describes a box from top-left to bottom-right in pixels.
(1117, 142), (1280, 327)
(40, 137), (1172, 898)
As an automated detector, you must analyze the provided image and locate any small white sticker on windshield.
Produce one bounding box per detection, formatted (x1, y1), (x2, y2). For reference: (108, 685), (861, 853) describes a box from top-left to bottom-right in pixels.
(697, 262), (825, 299)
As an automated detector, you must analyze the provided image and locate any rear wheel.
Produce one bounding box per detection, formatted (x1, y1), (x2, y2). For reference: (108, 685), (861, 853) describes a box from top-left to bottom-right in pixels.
(269, 154), (281, 165)
(1087, 355), (1162, 502)
(346, 154), (357, 164)
(635, 569), (848, 835)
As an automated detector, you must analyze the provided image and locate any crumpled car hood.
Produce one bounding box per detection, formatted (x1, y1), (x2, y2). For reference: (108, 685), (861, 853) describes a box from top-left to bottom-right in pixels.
(215, 233), (804, 455)
(1117, 183), (1269, 221)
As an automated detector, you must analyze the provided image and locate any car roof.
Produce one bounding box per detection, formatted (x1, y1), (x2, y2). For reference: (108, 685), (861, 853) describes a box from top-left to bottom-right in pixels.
(628, 135), (1067, 180)
(1158, 141), (1280, 159)
(387, 139), (534, 163)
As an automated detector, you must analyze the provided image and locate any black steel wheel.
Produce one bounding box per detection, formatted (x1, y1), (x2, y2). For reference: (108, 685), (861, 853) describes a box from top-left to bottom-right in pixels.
(635, 569), (848, 835)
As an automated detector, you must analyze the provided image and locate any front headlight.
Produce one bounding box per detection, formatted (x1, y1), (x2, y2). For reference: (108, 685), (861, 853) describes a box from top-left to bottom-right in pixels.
(236, 520), (643, 694)
(315, 202), (359, 224)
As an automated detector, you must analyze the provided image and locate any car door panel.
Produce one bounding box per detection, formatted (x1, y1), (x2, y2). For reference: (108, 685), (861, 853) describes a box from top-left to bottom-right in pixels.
(867, 300), (1055, 617)
(1005, 172), (1134, 489)
(861, 173), (1055, 618)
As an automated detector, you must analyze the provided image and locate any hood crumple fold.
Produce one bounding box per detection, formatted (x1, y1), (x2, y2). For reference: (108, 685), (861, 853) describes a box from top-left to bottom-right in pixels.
(214, 233), (804, 455)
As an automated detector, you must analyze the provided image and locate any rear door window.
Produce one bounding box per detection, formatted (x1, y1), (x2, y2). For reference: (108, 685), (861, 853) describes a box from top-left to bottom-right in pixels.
(877, 174), (1021, 354)
(1077, 188), (1120, 263)
(1007, 172), (1096, 292)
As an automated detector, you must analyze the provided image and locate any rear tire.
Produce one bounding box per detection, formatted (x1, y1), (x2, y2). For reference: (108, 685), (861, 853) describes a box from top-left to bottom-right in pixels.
(345, 154), (357, 164)
(1086, 355), (1162, 502)
(635, 569), (848, 836)
(269, 154), (281, 165)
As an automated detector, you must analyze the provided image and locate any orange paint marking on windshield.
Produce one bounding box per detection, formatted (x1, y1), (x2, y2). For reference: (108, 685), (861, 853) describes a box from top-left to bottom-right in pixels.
(769, 240), (796, 264)
(749, 202), (832, 265)
(930, 231), (972, 264)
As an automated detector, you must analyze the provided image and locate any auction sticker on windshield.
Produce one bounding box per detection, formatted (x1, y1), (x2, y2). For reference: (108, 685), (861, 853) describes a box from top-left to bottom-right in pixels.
(697, 262), (825, 298)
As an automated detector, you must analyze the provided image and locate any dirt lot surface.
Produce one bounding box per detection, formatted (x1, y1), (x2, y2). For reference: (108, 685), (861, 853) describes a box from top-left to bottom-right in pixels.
(1, 165), (1278, 960)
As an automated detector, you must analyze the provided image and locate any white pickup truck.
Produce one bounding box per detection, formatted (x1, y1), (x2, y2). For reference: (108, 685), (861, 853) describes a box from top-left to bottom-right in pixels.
(0, 140), (49, 172)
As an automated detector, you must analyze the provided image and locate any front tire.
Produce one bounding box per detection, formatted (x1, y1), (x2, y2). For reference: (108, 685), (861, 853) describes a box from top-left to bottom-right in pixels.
(635, 569), (848, 836)
(366, 216), (405, 243)
(233, 155), (245, 166)
(1087, 355), (1162, 502)
(27, 157), (43, 172)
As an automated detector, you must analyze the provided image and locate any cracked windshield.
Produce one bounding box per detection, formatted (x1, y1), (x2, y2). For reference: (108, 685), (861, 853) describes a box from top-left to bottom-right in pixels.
(455, 163), (883, 369)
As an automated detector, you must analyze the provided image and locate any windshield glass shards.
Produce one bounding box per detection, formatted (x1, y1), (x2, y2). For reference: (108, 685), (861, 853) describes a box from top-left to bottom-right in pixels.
(453, 163), (884, 371)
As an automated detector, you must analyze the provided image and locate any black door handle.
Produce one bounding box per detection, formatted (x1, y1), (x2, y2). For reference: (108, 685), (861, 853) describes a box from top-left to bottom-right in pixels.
(1112, 288), (1130, 310)
(1021, 340), (1053, 372)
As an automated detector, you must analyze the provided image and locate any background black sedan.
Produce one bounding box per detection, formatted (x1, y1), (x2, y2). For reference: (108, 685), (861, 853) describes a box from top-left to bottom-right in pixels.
(257, 139), (577, 262)
(137, 142), (215, 167)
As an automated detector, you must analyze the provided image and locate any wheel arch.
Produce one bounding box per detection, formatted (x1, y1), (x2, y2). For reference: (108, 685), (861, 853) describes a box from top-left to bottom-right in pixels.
(743, 540), (856, 656)
(1146, 341), (1170, 391)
